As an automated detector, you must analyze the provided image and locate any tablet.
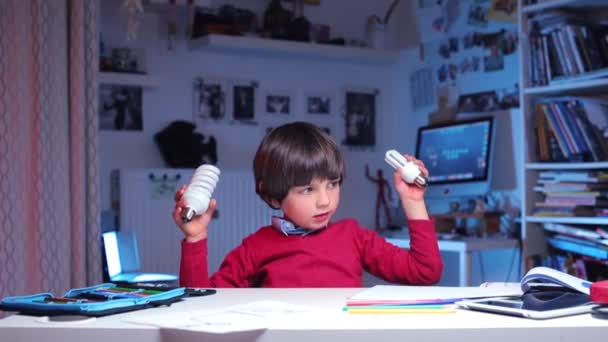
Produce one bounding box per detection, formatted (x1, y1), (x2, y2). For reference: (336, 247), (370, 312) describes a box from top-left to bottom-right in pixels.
(456, 296), (597, 319)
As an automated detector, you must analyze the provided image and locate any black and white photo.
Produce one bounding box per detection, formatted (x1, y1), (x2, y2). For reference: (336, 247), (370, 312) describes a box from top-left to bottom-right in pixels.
(344, 89), (377, 147)
(261, 90), (293, 116)
(306, 94), (332, 115)
(193, 77), (227, 121)
(99, 85), (143, 131)
(232, 82), (256, 121)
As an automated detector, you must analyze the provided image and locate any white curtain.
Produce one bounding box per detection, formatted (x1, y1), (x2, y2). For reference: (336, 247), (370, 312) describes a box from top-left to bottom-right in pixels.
(0, 0), (101, 307)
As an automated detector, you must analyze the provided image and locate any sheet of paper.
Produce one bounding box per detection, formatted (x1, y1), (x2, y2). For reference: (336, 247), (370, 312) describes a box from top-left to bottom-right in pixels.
(349, 285), (522, 302)
(127, 300), (324, 334)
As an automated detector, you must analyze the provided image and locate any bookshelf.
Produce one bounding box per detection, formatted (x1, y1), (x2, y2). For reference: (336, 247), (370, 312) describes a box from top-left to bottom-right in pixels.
(519, 0), (608, 280)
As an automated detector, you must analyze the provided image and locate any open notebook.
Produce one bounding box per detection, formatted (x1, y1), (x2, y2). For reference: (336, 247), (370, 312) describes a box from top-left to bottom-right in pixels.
(102, 230), (177, 283)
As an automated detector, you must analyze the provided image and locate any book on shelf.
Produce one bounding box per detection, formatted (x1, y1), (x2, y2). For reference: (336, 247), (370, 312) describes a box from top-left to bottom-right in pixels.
(543, 222), (603, 241)
(533, 182), (608, 192)
(527, 10), (608, 86)
(533, 97), (608, 162)
(548, 235), (608, 260)
(533, 204), (608, 217)
(538, 170), (608, 183)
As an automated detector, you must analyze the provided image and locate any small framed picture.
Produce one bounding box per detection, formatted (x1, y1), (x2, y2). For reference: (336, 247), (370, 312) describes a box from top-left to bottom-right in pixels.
(231, 80), (258, 122)
(260, 89), (294, 116)
(343, 87), (378, 147)
(99, 84), (143, 131)
(305, 93), (333, 116)
(193, 77), (228, 122)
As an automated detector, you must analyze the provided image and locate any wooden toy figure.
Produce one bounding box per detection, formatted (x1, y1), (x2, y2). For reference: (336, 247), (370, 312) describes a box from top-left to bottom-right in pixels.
(365, 165), (393, 230)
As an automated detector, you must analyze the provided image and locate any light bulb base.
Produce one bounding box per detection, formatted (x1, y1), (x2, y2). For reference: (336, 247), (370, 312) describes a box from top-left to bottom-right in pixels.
(414, 175), (428, 188)
(182, 207), (196, 223)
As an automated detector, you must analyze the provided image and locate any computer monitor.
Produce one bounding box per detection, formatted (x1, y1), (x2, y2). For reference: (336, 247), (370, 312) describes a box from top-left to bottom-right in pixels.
(415, 117), (494, 199)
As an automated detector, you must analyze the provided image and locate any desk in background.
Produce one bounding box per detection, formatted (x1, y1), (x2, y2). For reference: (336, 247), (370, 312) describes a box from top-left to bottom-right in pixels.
(386, 237), (519, 286)
(1, 288), (606, 342)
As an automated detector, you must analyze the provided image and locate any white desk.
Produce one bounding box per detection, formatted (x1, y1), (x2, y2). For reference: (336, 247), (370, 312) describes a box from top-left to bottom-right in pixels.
(1, 288), (606, 342)
(386, 237), (519, 287)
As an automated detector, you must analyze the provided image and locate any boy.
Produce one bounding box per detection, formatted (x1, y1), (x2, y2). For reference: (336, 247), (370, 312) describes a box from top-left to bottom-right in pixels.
(173, 121), (442, 287)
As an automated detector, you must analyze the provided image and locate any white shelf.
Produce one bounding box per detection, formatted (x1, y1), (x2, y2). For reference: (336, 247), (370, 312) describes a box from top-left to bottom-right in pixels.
(98, 72), (158, 87)
(523, 0), (608, 13)
(524, 216), (608, 225)
(188, 34), (401, 65)
(526, 162), (608, 170)
(523, 77), (608, 96)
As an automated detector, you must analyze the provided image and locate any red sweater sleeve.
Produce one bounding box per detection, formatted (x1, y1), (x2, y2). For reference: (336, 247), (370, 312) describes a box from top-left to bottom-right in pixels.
(179, 237), (257, 288)
(179, 238), (210, 287)
(359, 219), (443, 285)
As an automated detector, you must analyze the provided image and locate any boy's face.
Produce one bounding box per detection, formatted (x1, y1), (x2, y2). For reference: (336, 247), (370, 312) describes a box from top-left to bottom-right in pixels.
(278, 177), (341, 230)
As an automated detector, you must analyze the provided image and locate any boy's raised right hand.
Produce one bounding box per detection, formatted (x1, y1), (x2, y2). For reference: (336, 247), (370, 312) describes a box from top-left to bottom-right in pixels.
(172, 185), (217, 243)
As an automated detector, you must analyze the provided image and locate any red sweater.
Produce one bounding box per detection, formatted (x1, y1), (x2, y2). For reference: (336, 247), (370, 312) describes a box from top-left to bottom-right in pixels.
(179, 218), (442, 288)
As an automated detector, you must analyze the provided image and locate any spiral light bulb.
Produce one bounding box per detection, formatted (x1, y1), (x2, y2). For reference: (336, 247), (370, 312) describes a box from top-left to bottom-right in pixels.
(182, 164), (221, 223)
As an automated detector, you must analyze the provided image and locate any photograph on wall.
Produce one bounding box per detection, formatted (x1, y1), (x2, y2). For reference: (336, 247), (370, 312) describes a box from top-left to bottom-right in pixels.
(484, 52), (504, 72)
(99, 84), (143, 131)
(497, 84), (519, 109)
(456, 90), (500, 113)
(488, 0), (517, 23)
(468, 4), (488, 27)
(501, 30), (518, 55)
(232, 81), (257, 122)
(306, 93), (332, 115)
(261, 90), (293, 116)
(193, 77), (227, 121)
(343, 88), (377, 147)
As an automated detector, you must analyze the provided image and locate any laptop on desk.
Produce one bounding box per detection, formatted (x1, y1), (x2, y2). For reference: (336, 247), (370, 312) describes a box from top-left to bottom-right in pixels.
(102, 230), (177, 283)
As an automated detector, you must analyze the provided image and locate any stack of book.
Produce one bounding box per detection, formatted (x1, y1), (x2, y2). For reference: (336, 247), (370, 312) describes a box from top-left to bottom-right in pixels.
(532, 171), (608, 217)
(533, 97), (608, 162)
(527, 9), (608, 86)
(543, 222), (608, 262)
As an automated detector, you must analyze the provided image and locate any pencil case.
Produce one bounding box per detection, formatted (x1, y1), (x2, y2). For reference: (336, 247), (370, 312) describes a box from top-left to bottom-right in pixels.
(0, 283), (186, 317)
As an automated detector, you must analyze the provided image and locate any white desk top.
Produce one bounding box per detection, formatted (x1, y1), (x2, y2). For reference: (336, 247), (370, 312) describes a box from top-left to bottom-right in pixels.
(1, 288), (606, 342)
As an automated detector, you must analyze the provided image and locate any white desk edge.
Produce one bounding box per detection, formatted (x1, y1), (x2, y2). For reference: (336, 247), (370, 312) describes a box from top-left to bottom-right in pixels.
(0, 288), (605, 342)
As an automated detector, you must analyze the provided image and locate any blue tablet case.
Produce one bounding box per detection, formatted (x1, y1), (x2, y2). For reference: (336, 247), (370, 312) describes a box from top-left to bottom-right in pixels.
(0, 283), (186, 317)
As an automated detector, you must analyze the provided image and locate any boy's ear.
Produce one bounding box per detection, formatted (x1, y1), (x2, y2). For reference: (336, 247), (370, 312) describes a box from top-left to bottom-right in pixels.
(269, 198), (281, 209)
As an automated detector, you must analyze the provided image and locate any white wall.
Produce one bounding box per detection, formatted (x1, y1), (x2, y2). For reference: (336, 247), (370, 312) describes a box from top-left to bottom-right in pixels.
(100, 0), (419, 230)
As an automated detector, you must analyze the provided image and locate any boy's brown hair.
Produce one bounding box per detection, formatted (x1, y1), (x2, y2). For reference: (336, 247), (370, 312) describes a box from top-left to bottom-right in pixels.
(253, 122), (344, 209)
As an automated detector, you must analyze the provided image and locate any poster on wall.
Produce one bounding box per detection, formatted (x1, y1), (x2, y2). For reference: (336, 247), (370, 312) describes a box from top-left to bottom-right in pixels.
(99, 84), (143, 131)
(343, 88), (377, 147)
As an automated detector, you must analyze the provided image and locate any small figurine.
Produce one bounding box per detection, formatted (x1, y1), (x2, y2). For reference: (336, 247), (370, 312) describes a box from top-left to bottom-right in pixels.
(365, 165), (393, 231)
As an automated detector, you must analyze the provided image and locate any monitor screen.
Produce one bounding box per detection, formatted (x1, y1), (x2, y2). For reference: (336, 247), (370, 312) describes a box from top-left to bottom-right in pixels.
(415, 117), (494, 198)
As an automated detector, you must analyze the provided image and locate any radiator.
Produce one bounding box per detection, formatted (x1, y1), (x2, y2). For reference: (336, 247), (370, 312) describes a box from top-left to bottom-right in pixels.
(113, 168), (277, 276)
